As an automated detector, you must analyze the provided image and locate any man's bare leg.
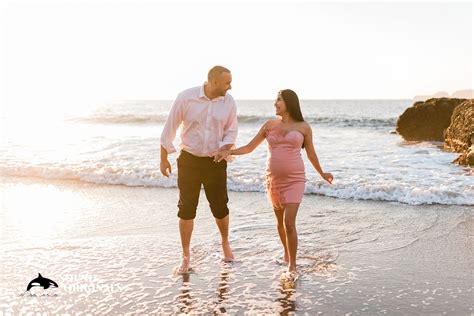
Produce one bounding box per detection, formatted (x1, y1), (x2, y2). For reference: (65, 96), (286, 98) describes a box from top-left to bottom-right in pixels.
(179, 218), (194, 273)
(215, 215), (234, 261)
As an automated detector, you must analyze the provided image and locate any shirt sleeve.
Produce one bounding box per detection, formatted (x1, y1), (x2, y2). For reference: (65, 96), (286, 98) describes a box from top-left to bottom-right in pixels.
(160, 94), (184, 154)
(219, 99), (238, 148)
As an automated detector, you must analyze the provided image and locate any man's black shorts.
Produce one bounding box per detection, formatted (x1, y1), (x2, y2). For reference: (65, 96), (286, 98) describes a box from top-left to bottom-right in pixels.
(176, 150), (229, 220)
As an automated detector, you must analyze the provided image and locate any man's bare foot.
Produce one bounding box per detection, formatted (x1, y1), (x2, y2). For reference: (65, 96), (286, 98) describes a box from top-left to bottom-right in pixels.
(222, 242), (234, 262)
(177, 256), (190, 274)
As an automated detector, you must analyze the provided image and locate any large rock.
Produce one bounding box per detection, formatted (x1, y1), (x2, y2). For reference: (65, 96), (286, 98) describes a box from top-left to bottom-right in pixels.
(396, 98), (466, 141)
(444, 100), (474, 166)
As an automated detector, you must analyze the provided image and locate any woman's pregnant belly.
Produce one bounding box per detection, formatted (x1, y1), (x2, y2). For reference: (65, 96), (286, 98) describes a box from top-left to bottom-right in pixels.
(266, 154), (305, 180)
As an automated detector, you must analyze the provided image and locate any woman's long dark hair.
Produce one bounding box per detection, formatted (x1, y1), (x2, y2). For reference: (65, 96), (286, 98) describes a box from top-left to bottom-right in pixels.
(280, 89), (305, 148)
(280, 89), (304, 122)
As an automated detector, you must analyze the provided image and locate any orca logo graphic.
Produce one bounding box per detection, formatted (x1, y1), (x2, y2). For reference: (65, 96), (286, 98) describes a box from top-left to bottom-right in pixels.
(26, 273), (59, 292)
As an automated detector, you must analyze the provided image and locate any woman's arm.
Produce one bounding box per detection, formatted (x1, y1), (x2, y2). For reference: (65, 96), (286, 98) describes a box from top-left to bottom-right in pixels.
(231, 125), (266, 155)
(303, 123), (334, 184)
(214, 121), (272, 162)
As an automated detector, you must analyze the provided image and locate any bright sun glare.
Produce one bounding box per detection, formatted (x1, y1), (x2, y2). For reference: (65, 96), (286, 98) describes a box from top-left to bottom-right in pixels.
(2, 183), (86, 245)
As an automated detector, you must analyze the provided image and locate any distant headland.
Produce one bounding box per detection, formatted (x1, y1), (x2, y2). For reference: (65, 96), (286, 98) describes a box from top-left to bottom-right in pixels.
(413, 89), (473, 102)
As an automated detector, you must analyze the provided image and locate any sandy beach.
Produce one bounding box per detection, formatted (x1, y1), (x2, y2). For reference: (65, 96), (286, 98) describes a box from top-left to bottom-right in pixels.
(0, 175), (472, 315)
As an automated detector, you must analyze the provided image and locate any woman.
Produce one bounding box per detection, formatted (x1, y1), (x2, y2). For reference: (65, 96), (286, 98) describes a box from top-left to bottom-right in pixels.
(215, 89), (333, 279)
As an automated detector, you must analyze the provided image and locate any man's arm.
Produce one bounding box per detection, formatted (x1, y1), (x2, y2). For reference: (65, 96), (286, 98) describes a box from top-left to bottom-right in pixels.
(160, 94), (183, 177)
(218, 101), (238, 150)
(160, 145), (172, 177)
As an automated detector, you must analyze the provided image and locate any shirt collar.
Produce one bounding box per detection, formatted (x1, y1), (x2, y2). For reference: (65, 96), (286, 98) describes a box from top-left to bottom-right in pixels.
(199, 83), (225, 101)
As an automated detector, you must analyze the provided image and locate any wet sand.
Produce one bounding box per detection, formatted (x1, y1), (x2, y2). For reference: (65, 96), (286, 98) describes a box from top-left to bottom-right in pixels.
(0, 176), (472, 314)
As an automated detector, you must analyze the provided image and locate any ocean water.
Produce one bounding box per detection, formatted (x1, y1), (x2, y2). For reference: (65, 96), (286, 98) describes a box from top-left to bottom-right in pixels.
(1, 98), (473, 314)
(1, 99), (473, 206)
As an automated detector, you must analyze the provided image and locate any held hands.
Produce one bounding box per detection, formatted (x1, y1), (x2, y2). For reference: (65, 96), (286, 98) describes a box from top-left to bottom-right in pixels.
(213, 149), (231, 163)
(322, 172), (334, 184)
(160, 160), (172, 177)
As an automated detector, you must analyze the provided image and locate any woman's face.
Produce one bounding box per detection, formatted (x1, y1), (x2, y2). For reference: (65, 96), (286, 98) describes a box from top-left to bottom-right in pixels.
(274, 93), (287, 116)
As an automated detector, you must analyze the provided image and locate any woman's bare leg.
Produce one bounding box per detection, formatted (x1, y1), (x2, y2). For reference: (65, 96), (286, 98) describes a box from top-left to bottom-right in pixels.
(283, 203), (300, 273)
(273, 205), (289, 264)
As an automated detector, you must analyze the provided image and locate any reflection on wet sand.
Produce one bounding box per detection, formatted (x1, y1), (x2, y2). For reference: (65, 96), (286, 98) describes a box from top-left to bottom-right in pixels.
(277, 276), (297, 315)
(214, 265), (231, 315)
(177, 273), (193, 314)
(173, 263), (233, 315)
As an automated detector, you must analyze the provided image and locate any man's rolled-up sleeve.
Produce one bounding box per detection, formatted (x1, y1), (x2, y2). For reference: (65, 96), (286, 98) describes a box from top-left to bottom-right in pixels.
(219, 102), (238, 149)
(160, 94), (183, 154)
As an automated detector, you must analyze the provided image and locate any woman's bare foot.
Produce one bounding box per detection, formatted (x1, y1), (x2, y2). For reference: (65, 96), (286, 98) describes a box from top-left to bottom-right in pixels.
(287, 264), (297, 273)
(272, 253), (289, 266)
(281, 264), (298, 282)
(280, 270), (298, 285)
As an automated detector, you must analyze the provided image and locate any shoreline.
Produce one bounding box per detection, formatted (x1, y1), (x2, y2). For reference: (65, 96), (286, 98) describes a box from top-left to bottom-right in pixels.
(1, 173), (473, 207)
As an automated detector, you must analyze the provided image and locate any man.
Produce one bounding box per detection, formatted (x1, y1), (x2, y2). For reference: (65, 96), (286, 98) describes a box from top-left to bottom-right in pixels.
(160, 66), (238, 273)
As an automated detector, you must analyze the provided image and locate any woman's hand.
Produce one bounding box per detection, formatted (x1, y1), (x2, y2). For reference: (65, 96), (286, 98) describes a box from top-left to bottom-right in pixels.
(214, 149), (231, 163)
(322, 172), (334, 184)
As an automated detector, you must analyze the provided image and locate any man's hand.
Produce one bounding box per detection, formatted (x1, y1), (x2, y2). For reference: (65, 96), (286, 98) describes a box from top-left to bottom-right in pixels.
(160, 160), (172, 177)
(214, 150), (231, 163)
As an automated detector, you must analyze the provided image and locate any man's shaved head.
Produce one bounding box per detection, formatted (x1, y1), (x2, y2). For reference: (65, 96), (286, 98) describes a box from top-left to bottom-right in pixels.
(208, 66), (231, 81)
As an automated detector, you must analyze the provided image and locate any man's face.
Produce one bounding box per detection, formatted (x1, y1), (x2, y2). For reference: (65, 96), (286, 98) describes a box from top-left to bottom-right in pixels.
(214, 72), (232, 96)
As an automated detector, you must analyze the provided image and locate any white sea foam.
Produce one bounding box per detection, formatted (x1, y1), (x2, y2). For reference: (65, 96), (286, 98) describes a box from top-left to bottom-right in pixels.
(1, 162), (472, 205)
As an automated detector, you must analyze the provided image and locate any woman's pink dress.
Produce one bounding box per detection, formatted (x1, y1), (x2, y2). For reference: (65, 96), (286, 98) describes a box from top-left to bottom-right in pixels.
(265, 126), (306, 207)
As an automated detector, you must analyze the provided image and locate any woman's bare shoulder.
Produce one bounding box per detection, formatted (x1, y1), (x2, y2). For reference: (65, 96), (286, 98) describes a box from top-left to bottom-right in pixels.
(262, 119), (281, 129)
(297, 121), (312, 134)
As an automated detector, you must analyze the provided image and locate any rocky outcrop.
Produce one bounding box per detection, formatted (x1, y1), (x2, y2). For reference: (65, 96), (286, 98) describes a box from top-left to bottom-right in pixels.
(444, 100), (474, 166)
(396, 98), (466, 141)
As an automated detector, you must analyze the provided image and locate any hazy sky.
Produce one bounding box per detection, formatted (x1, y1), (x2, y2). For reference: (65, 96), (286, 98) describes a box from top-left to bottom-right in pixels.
(1, 0), (472, 112)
